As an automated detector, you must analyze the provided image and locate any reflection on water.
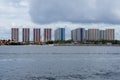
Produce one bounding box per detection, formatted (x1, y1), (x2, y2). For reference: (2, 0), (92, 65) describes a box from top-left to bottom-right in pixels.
(0, 46), (120, 80)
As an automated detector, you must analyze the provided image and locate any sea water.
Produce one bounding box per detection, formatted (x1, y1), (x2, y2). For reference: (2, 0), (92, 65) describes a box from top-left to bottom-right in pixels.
(0, 46), (120, 80)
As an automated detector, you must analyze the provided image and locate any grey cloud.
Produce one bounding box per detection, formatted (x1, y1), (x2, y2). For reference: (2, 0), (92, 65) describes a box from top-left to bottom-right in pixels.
(29, 0), (120, 24)
(2, 0), (28, 8)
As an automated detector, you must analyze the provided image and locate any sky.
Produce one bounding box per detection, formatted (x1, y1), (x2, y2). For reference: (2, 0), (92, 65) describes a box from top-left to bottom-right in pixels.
(0, 0), (120, 40)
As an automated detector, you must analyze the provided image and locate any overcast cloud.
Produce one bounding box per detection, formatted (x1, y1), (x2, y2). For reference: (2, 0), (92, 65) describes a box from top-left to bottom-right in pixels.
(0, 0), (120, 40)
(29, 0), (120, 24)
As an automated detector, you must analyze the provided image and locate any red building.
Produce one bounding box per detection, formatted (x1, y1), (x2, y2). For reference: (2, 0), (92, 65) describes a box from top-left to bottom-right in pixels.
(44, 28), (52, 42)
(33, 28), (41, 44)
(11, 28), (19, 42)
(22, 28), (30, 43)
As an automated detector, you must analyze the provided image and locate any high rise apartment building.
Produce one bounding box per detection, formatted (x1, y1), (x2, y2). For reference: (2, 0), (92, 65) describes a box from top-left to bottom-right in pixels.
(44, 28), (52, 42)
(88, 29), (100, 41)
(105, 29), (115, 40)
(33, 28), (41, 44)
(11, 28), (19, 42)
(71, 28), (85, 42)
(100, 30), (105, 40)
(22, 28), (30, 43)
(55, 28), (65, 41)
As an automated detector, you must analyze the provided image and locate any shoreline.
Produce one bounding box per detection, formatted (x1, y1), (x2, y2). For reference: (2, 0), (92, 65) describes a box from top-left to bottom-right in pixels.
(0, 44), (120, 46)
(54, 44), (120, 46)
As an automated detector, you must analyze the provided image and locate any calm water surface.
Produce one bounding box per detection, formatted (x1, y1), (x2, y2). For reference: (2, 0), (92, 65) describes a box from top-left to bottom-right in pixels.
(0, 46), (120, 80)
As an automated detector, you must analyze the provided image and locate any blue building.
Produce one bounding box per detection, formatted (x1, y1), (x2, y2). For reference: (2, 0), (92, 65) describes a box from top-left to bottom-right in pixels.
(71, 28), (85, 42)
(55, 28), (65, 41)
(76, 28), (85, 41)
(100, 30), (105, 40)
